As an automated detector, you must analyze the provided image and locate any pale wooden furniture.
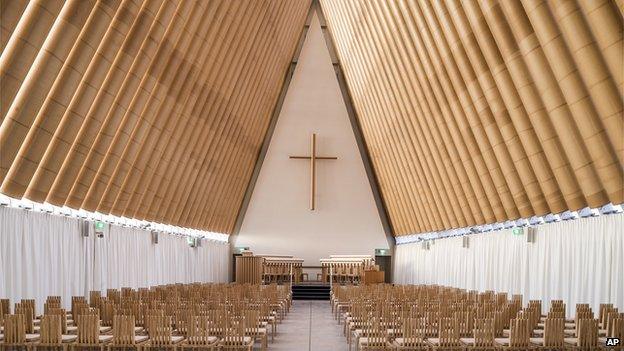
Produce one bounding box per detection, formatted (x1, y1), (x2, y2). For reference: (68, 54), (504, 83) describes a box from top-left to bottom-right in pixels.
(142, 315), (184, 350)
(463, 318), (497, 350)
(427, 316), (465, 350)
(393, 317), (428, 350)
(363, 270), (385, 285)
(108, 315), (148, 350)
(219, 317), (253, 351)
(235, 252), (264, 284)
(74, 310), (113, 351)
(181, 315), (218, 350)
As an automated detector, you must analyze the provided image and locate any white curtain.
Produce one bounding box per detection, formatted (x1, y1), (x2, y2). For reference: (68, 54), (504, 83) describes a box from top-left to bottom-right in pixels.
(0, 206), (229, 313)
(394, 214), (624, 317)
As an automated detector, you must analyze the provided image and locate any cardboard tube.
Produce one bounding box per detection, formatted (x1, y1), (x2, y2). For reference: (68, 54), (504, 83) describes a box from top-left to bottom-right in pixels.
(1, 0), (119, 199)
(24, 0), (145, 203)
(0, 0), (64, 121)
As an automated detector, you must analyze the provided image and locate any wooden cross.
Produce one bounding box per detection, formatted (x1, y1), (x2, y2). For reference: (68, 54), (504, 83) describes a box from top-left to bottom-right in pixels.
(289, 133), (337, 210)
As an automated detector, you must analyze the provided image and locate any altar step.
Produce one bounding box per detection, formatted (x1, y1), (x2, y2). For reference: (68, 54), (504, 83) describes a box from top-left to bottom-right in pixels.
(292, 284), (330, 300)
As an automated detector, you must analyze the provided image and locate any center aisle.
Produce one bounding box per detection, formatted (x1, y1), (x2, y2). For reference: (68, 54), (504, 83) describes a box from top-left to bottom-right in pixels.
(266, 300), (347, 351)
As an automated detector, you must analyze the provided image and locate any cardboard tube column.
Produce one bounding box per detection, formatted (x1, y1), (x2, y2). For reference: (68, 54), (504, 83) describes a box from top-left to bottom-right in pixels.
(478, 0), (585, 211)
(461, 0), (566, 215)
(69, 0), (180, 212)
(1, 0), (118, 198)
(85, 0), (204, 213)
(24, 0), (147, 204)
(0, 0), (29, 53)
(0, 0), (65, 121)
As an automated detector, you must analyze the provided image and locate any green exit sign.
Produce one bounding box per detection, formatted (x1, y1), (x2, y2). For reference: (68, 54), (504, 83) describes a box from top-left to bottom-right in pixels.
(512, 228), (524, 235)
(95, 221), (106, 230)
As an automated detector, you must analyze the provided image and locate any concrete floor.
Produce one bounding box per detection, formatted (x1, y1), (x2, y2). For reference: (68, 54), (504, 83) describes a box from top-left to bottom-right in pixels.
(255, 300), (348, 351)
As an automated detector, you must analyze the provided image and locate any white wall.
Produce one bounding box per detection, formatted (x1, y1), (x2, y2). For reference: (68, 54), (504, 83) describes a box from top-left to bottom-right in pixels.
(0, 206), (229, 312)
(394, 214), (624, 317)
(235, 13), (389, 266)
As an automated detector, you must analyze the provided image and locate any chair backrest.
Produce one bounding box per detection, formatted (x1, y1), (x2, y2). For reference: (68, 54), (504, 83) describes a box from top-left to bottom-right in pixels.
(14, 303), (34, 333)
(147, 315), (173, 346)
(362, 318), (387, 347)
(187, 315), (214, 345)
(509, 318), (530, 347)
(76, 311), (100, 344)
(89, 291), (101, 309)
(576, 318), (599, 347)
(0, 299), (9, 315)
(46, 307), (67, 333)
(101, 300), (116, 326)
(40, 314), (62, 345)
(610, 316), (624, 339)
(473, 318), (495, 347)
(222, 317), (247, 346)
(19, 299), (35, 319)
(605, 310), (622, 337)
(4, 314), (26, 343)
(438, 316), (461, 347)
(401, 317), (427, 347)
(112, 315), (136, 345)
(599, 303), (613, 326)
(543, 317), (564, 347)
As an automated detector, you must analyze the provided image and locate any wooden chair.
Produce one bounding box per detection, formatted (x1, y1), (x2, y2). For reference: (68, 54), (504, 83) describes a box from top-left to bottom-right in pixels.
(3, 314), (31, 347)
(181, 315), (218, 350)
(14, 303), (35, 335)
(427, 316), (464, 350)
(243, 309), (267, 351)
(34, 314), (77, 350)
(358, 318), (393, 351)
(393, 317), (428, 350)
(108, 315), (148, 350)
(220, 317), (253, 351)
(565, 318), (599, 350)
(531, 317), (564, 350)
(499, 317), (537, 350)
(464, 318), (496, 350)
(143, 315), (184, 350)
(74, 310), (112, 351)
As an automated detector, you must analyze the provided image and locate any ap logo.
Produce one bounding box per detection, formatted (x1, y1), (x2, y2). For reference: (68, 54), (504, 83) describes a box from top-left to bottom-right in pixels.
(606, 337), (621, 348)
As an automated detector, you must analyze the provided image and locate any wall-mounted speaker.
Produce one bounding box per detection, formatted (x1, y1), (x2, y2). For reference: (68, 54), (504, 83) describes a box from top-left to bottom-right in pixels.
(151, 231), (159, 244)
(80, 220), (90, 237)
(462, 236), (469, 248)
(527, 227), (536, 243)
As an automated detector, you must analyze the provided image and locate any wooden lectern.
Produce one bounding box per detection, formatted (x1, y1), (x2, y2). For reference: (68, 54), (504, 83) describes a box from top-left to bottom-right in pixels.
(235, 251), (263, 284)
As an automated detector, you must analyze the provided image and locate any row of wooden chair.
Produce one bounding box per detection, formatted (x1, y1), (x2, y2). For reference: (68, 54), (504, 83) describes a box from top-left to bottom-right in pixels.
(0, 283), (292, 350)
(330, 284), (623, 350)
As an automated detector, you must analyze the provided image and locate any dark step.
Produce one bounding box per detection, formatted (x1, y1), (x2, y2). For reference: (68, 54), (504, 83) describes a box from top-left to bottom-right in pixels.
(292, 284), (330, 300)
